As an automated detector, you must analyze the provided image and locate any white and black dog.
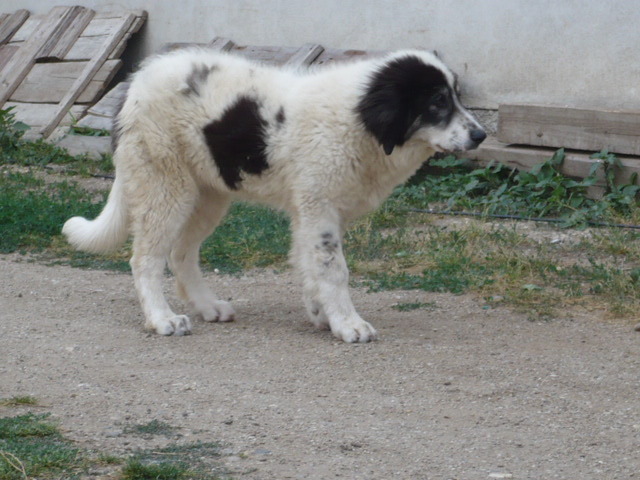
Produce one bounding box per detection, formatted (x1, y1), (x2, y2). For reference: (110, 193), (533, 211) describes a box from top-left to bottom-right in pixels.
(63, 48), (485, 342)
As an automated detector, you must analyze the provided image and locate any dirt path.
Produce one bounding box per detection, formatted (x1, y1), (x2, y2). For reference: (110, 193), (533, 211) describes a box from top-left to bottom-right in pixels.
(1, 255), (639, 479)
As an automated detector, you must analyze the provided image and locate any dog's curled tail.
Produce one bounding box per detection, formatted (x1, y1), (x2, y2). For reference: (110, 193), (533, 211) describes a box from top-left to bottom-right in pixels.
(62, 175), (129, 254)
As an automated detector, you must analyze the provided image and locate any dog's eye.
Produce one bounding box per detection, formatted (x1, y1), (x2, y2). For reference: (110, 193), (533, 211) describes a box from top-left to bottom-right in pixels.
(432, 93), (449, 109)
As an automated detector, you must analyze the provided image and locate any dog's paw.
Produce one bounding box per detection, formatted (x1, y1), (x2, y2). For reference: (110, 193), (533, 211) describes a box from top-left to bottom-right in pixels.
(196, 300), (235, 323)
(330, 315), (378, 343)
(152, 315), (192, 336)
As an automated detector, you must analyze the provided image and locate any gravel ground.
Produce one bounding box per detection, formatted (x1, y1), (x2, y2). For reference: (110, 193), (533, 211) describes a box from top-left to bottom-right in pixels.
(1, 255), (639, 479)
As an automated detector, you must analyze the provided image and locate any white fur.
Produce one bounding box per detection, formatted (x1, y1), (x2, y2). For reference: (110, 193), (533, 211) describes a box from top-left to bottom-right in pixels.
(63, 48), (484, 342)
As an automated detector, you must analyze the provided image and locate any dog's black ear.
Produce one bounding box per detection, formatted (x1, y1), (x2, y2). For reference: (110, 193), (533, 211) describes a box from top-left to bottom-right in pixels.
(357, 75), (416, 156)
(357, 55), (448, 155)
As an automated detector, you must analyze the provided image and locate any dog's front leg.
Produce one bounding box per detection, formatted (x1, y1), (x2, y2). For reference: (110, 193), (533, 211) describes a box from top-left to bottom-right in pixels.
(292, 216), (378, 343)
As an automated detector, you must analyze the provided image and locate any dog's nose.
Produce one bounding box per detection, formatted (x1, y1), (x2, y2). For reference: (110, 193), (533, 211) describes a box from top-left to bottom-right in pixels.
(470, 128), (487, 144)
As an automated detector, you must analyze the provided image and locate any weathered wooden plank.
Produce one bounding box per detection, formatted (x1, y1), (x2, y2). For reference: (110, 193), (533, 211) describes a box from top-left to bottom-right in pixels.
(0, 6), (85, 105)
(56, 134), (111, 158)
(498, 104), (640, 156)
(5, 14), (39, 44)
(44, 8), (95, 60)
(11, 59), (121, 104)
(65, 12), (145, 61)
(0, 9), (29, 45)
(40, 12), (136, 137)
(467, 136), (640, 188)
(0, 44), (18, 71)
(83, 81), (129, 118)
(160, 42), (207, 53)
(110, 11), (147, 59)
(286, 43), (324, 68)
(314, 47), (382, 66)
(233, 44), (298, 65)
(208, 37), (236, 52)
(75, 113), (113, 131)
(5, 101), (86, 130)
(34, 6), (88, 59)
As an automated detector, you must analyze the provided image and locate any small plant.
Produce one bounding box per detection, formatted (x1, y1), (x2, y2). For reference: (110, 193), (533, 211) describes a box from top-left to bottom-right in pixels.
(69, 125), (111, 137)
(121, 459), (193, 480)
(392, 301), (438, 312)
(400, 149), (640, 227)
(125, 419), (176, 437)
(0, 396), (38, 407)
(0, 107), (30, 154)
(123, 442), (227, 480)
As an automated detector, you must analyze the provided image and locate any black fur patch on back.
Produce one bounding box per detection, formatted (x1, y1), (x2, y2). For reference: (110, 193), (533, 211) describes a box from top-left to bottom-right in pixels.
(203, 96), (269, 189)
(356, 55), (450, 155)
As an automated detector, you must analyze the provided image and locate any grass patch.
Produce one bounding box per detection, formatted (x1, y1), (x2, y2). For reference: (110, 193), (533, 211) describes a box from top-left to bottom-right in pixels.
(124, 442), (226, 480)
(392, 301), (438, 312)
(0, 170), (107, 254)
(0, 397), (38, 408)
(0, 413), (227, 480)
(0, 413), (83, 479)
(200, 202), (290, 274)
(124, 420), (177, 437)
(122, 459), (193, 480)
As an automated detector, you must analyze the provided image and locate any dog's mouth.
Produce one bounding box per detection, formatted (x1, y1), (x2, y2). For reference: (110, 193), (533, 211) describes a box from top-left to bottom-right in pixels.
(434, 144), (461, 155)
(434, 140), (483, 154)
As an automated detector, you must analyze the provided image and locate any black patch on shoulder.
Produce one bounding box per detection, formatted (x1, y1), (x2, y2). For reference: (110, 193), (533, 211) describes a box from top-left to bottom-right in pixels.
(111, 83), (130, 152)
(356, 55), (451, 155)
(203, 96), (269, 189)
(186, 63), (216, 96)
(276, 107), (286, 126)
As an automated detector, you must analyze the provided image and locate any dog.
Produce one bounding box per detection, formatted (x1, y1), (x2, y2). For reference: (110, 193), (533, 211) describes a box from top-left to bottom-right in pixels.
(63, 47), (486, 342)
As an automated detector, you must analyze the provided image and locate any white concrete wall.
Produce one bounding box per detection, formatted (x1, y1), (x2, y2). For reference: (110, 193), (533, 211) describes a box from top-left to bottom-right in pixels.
(3, 0), (639, 110)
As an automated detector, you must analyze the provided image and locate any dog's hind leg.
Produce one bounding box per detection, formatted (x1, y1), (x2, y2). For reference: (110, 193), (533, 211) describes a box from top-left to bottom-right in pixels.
(169, 189), (235, 323)
(128, 174), (198, 336)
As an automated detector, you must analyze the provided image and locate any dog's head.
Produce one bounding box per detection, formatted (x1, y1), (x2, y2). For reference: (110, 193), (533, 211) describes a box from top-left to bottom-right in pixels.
(357, 51), (485, 155)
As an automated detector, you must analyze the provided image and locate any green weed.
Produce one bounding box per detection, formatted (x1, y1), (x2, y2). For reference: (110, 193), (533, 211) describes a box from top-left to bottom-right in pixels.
(69, 125), (111, 137)
(400, 149), (640, 227)
(0, 397), (38, 408)
(125, 420), (176, 437)
(392, 302), (438, 312)
(122, 459), (193, 480)
(124, 442), (226, 480)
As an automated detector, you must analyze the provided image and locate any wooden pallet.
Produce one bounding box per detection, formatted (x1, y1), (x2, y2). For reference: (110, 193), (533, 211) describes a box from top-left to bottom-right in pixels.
(0, 6), (146, 139)
(498, 104), (640, 157)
